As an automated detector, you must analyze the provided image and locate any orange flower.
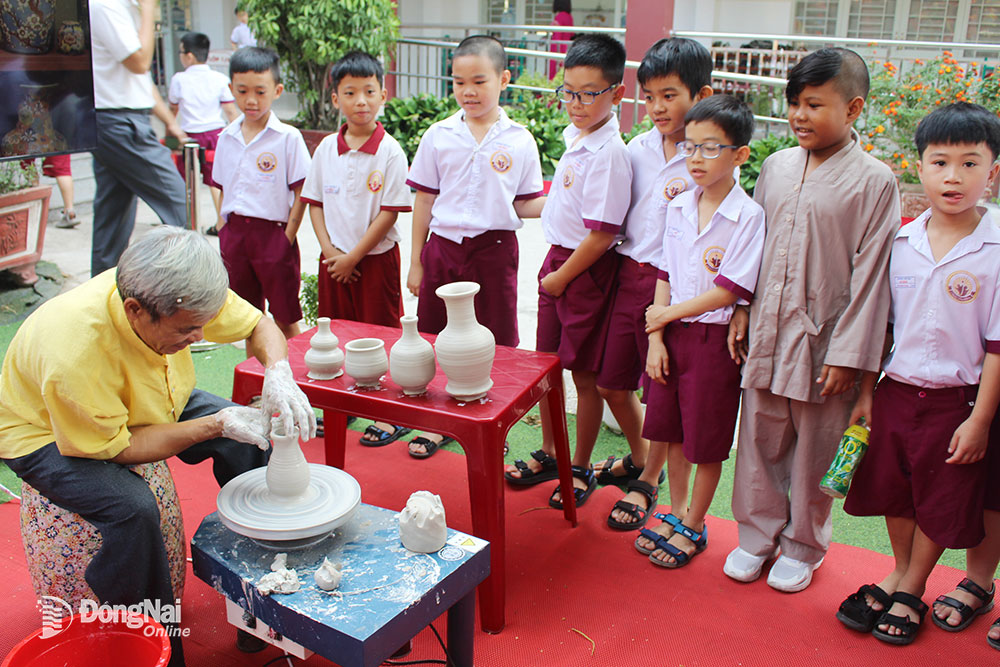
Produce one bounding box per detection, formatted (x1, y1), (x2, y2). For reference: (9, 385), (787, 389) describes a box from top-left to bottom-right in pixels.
(915, 58), (924, 65)
(875, 125), (885, 133)
(943, 50), (953, 57)
(900, 160), (909, 169)
(945, 66), (952, 73)
(864, 143), (874, 152)
(938, 68), (946, 74)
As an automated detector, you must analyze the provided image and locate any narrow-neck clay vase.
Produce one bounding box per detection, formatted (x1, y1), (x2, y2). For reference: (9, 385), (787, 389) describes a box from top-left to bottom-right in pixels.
(265, 417), (310, 502)
(434, 282), (495, 401)
(305, 317), (344, 380)
(389, 315), (436, 395)
(344, 337), (388, 388)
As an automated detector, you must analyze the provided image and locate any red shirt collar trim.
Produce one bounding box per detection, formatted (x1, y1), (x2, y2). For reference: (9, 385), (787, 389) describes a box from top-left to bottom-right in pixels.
(337, 121), (386, 155)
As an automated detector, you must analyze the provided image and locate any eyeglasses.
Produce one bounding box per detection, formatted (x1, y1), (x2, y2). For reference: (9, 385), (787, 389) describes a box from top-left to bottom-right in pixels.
(554, 84), (617, 106)
(675, 141), (740, 159)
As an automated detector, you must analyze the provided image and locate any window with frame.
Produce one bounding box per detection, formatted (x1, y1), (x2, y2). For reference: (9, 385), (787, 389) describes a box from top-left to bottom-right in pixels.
(793, 0), (839, 35)
(486, 0), (554, 25)
(906, 0), (960, 41)
(966, 0), (1000, 43)
(846, 0), (895, 39)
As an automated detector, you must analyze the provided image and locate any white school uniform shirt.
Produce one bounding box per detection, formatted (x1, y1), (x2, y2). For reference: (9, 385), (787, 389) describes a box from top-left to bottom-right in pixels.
(656, 183), (766, 325)
(230, 22), (257, 49)
(213, 112), (311, 223)
(89, 0), (153, 109)
(301, 122), (412, 255)
(617, 127), (693, 264)
(405, 108), (544, 243)
(167, 64), (234, 134)
(541, 113), (632, 249)
(883, 208), (1000, 388)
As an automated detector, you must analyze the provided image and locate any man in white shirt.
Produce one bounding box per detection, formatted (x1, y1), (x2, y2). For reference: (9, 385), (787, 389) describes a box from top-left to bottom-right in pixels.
(89, 0), (188, 276)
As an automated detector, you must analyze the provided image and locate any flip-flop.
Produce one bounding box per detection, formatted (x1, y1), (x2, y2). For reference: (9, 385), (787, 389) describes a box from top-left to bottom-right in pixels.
(409, 436), (455, 459)
(358, 424), (411, 447)
(931, 577), (995, 632)
(504, 449), (559, 486)
(548, 465), (597, 509)
(607, 479), (658, 531)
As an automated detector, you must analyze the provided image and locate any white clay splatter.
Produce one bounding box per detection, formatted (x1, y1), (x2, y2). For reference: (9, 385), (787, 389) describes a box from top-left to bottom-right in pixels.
(314, 558), (342, 591)
(257, 552), (300, 595)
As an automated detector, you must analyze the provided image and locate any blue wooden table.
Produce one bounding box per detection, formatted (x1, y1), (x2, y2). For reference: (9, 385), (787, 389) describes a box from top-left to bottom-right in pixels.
(191, 505), (490, 667)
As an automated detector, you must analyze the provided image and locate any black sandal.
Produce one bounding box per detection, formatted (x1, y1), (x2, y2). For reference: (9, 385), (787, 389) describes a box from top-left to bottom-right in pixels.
(872, 591), (928, 645)
(989, 617), (1000, 650)
(358, 424), (411, 447)
(836, 583), (893, 633)
(548, 465), (597, 509)
(504, 450), (558, 486)
(408, 436), (455, 459)
(607, 479), (658, 530)
(594, 453), (665, 486)
(932, 577), (995, 632)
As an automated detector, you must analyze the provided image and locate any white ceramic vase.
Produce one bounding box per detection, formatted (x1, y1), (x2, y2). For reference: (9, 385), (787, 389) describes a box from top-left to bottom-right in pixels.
(389, 315), (436, 396)
(398, 491), (448, 553)
(434, 282), (495, 401)
(344, 337), (388, 388)
(265, 417), (310, 502)
(304, 317), (344, 380)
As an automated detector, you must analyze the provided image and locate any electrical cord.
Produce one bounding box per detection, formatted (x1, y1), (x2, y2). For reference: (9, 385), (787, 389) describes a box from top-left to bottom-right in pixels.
(260, 654), (296, 667)
(382, 622), (453, 666)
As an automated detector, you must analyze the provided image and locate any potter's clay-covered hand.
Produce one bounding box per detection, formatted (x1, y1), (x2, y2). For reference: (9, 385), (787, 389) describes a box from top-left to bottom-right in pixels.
(215, 406), (270, 450)
(261, 360), (317, 441)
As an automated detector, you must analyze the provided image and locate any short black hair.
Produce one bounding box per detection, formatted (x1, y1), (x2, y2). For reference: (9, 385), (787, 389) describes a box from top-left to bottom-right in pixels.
(685, 95), (755, 147)
(180, 32), (210, 63)
(786, 47), (869, 104)
(553, 0), (572, 12)
(915, 102), (1000, 160)
(230, 46), (280, 84)
(564, 34), (626, 86)
(330, 51), (384, 91)
(453, 35), (506, 75)
(637, 37), (712, 96)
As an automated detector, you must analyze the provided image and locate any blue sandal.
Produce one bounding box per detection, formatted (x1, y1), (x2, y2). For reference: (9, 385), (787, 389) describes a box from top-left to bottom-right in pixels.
(634, 512), (681, 555)
(548, 465), (597, 509)
(358, 424), (411, 447)
(648, 522), (707, 568)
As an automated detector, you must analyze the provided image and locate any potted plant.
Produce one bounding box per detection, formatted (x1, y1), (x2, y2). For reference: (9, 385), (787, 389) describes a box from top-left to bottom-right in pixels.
(0, 160), (51, 286)
(241, 0), (401, 147)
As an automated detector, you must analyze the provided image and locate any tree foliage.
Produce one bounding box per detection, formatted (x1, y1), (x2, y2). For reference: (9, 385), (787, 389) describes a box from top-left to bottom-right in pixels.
(243, 0), (400, 129)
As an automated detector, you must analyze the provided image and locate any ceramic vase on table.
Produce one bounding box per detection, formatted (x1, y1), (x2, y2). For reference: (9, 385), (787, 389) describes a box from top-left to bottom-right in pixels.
(389, 315), (435, 396)
(344, 337), (388, 388)
(304, 317), (344, 380)
(0, 0), (56, 54)
(1, 84), (68, 157)
(265, 417), (310, 502)
(56, 20), (85, 55)
(433, 281), (495, 401)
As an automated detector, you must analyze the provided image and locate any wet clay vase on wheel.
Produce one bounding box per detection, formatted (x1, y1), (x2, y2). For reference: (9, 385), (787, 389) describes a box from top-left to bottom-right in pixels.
(389, 315), (435, 396)
(304, 317), (344, 380)
(265, 417), (310, 502)
(433, 282), (495, 401)
(344, 337), (388, 389)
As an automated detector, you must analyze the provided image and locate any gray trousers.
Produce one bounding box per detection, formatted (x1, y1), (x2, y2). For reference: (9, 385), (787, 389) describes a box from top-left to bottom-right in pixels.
(91, 109), (187, 276)
(4, 390), (268, 667)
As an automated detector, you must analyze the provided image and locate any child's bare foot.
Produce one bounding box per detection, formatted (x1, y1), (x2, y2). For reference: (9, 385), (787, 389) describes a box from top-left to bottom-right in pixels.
(988, 617), (1000, 646)
(547, 466), (596, 509)
(876, 593), (927, 639)
(649, 522), (706, 567)
(931, 578), (994, 630)
(634, 512), (682, 554)
(607, 480), (657, 530)
(504, 450), (558, 485)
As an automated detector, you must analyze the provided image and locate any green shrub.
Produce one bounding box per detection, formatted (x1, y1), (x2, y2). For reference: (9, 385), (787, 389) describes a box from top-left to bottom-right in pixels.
(621, 116), (653, 144)
(380, 94), (459, 163)
(739, 133), (798, 196)
(0, 160), (38, 195)
(506, 97), (567, 176)
(300, 272), (318, 327)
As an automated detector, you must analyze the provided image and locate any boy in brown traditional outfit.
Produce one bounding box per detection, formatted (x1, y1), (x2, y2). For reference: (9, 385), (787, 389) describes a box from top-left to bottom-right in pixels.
(725, 47), (900, 591)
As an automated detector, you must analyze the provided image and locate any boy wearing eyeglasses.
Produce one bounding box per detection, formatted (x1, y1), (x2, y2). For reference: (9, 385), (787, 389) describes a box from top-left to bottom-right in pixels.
(633, 95), (763, 567)
(530, 34), (633, 510)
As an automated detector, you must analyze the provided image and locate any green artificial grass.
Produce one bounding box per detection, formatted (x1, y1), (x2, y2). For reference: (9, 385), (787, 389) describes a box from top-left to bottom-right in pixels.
(0, 316), (975, 571)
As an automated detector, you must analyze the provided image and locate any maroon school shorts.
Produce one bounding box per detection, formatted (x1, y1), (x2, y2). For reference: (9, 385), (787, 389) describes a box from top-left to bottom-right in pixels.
(641, 321), (742, 463)
(176, 127), (222, 186)
(219, 213), (302, 326)
(21, 154), (71, 178)
(844, 377), (987, 549)
(536, 245), (619, 373)
(417, 230), (519, 347)
(596, 256), (658, 392)
(318, 244), (402, 327)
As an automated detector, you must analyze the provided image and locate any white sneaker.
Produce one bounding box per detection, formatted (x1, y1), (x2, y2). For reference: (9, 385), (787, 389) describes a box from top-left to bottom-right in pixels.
(723, 546), (773, 582)
(766, 555), (824, 593)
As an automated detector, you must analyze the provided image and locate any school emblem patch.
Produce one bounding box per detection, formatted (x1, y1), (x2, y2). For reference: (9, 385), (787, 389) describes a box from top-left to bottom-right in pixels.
(256, 152), (277, 172)
(945, 270), (979, 303)
(664, 177), (687, 201)
(703, 246), (724, 274)
(490, 150), (512, 173)
(367, 170), (384, 193)
(562, 166), (574, 188)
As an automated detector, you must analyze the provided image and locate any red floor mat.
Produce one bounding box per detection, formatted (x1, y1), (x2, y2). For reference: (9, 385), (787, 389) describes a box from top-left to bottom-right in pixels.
(1, 432), (996, 666)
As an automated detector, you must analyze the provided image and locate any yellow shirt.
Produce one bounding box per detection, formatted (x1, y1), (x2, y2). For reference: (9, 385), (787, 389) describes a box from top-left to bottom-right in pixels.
(0, 270), (262, 460)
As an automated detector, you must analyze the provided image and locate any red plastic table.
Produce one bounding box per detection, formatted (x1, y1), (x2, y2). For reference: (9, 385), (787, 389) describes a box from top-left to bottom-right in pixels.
(232, 319), (577, 633)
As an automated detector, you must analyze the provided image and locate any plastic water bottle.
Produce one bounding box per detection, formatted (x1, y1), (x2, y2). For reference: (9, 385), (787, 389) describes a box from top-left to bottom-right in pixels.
(819, 418), (870, 499)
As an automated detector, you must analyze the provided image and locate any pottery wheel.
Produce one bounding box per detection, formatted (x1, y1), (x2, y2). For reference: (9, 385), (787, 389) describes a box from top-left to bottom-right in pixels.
(217, 464), (361, 544)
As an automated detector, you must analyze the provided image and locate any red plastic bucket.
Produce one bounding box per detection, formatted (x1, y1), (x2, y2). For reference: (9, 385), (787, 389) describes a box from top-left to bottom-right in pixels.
(1, 612), (171, 667)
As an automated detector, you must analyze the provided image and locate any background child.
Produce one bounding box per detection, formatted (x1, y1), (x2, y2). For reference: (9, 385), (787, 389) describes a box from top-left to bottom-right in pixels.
(230, 5), (257, 50)
(168, 31), (239, 234)
(532, 34), (632, 509)
(726, 47), (900, 592)
(838, 102), (1000, 645)
(633, 96), (763, 561)
(595, 37), (713, 529)
(212, 47), (310, 358)
(405, 35), (544, 458)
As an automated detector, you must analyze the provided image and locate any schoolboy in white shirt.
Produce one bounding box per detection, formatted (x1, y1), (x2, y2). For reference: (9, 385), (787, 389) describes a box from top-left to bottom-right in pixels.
(404, 35), (544, 459)
(212, 47), (310, 355)
(840, 102), (1000, 646)
(532, 34), (632, 509)
(168, 31), (239, 233)
(635, 95), (764, 562)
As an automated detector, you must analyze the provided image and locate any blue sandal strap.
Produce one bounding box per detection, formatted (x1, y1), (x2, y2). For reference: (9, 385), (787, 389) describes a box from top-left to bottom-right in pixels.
(673, 522), (707, 547)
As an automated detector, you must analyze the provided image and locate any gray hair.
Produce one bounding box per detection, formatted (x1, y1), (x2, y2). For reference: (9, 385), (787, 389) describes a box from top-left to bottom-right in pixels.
(116, 227), (229, 320)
